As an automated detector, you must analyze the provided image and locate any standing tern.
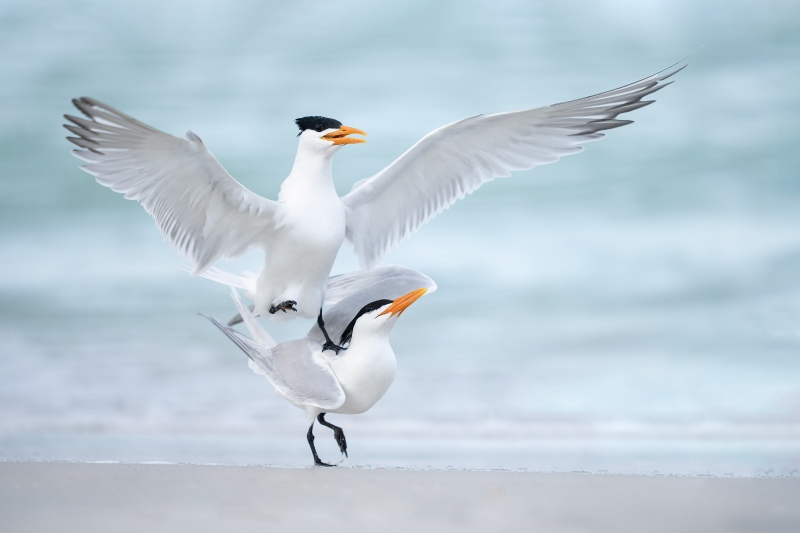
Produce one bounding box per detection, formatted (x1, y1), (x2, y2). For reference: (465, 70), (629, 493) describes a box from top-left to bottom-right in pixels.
(203, 268), (435, 466)
(65, 62), (683, 323)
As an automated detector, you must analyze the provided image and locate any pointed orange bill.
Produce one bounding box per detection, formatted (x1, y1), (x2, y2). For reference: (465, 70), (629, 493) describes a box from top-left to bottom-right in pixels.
(378, 288), (428, 317)
(321, 125), (367, 145)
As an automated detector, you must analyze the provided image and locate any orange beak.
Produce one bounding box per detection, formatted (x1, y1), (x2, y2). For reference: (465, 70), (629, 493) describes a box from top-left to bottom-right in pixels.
(378, 288), (427, 317)
(321, 125), (367, 145)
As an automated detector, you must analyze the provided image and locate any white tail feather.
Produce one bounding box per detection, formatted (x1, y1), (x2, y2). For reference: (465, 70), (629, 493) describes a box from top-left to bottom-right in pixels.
(229, 287), (277, 349)
(177, 264), (258, 299)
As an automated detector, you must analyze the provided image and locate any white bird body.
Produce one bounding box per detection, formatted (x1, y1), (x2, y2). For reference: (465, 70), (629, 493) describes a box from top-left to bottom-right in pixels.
(264, 315), (397, 419)
(66, 62), (684, 322)
(257, 137), (347, 319)
(324, 322), (396, 416)
(203, 267), (434, 465)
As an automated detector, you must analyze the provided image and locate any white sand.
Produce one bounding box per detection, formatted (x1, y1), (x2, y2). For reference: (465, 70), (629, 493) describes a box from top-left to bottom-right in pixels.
(2, 462), (799, 533)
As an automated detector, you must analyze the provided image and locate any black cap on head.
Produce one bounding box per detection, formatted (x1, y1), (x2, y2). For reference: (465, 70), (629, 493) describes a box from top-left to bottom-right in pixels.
(338, 299), (393, 346)
(295, 116), (342, 136)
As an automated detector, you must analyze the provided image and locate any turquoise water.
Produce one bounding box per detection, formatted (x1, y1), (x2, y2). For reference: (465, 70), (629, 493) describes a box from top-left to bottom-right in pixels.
(1, 0), (800, 474)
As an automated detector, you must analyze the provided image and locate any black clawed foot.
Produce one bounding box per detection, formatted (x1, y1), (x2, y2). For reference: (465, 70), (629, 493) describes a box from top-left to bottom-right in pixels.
(321, 341), (344, 355)
(318, 309), (345, 354)
(269, 300), (297, 314)
(333, 428), (348, 457)
(314, 458), (335, 467)
(317, 413), (348, 458)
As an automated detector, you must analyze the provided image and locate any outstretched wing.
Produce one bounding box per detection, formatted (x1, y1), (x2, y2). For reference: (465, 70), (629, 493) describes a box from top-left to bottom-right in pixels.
(65, 97), (279, 273)
(342, 64), (684, 270)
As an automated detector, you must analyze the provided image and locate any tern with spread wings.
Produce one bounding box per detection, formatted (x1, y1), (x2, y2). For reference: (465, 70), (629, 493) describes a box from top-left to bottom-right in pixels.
(65, 63), (683, 325)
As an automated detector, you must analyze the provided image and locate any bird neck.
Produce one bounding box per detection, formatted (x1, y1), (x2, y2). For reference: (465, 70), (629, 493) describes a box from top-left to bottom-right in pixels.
(342, 333), (394, 373)
(281, 146), (337, 198)
(349, 320), (394, 353)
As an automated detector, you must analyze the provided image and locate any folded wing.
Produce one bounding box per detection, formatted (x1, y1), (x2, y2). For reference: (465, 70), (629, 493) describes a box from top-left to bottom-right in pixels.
(342, 65), (684, 270)
(307, 265), (437, 346)
(65, 97), (279, 273)
(204, 290), (345, 410)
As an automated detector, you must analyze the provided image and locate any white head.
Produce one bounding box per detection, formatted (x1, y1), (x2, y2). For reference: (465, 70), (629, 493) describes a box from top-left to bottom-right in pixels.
(295, 116), (367, 156)
(337, 288), (428, 347)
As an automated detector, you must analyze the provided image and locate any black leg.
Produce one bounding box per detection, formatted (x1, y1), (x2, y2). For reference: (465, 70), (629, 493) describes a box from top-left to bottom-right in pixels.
(317, 309), (344, 354)
(317, 413), (348, 458)
(307, 422), (334, 467)
(269, 300), (297, 314)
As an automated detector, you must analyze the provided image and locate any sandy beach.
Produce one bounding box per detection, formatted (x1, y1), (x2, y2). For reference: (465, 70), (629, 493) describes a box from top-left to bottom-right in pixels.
(2, 462), (799, 533)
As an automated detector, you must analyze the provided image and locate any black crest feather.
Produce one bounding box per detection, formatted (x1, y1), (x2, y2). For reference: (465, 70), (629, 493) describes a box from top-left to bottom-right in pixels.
(295, 116), (342, 135)
(338, 299), (393, 346)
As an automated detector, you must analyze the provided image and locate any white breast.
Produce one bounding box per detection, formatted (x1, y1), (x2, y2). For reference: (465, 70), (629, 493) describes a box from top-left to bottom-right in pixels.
(255, 181), (346, 319)
(327, 337), (397, 415)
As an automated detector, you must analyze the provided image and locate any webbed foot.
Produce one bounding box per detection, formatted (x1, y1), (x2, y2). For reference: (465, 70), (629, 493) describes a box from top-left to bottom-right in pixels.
(333, 427), (348, 457)
(317, 413), (348, 458)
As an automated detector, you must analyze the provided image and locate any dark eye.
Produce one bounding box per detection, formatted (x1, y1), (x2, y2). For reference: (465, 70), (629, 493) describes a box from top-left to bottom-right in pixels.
(315, 124), (323, 132)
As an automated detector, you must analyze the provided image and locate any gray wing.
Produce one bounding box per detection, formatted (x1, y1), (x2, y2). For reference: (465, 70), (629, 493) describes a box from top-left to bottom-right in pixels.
(203, 315), (344, 410)
(270, 339), (345, 409)
(341, 64), (684, 270)
(65, 97), (279, 273)
(308, 265), (437, 345)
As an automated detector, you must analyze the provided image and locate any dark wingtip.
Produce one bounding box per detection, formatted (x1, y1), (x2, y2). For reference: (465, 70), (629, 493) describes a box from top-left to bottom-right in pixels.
(71, 97), (97, 117)
(654, 61), (690, 83)
(66, 136), (103, 154)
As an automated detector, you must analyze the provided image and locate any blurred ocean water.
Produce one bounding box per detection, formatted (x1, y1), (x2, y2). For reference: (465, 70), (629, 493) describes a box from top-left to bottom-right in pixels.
(1, 0), (800, 474)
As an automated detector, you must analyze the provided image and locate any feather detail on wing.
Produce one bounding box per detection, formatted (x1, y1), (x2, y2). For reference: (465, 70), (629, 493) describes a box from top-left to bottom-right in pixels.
(65, 97), (279, 273)
(342, 64), (684, 270)
(307, 265), (437, 345)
